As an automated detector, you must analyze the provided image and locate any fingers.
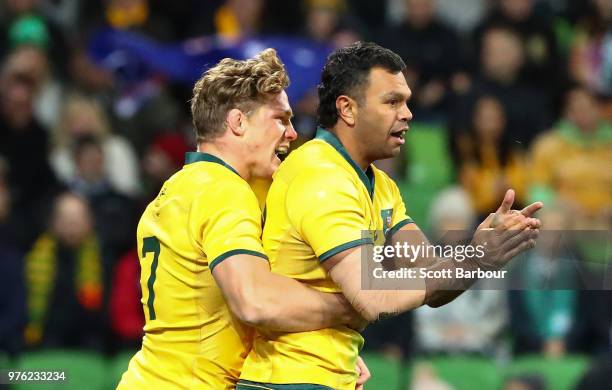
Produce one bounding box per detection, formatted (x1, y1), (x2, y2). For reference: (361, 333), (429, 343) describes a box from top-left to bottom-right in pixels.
(493, 212), (541, 238)
(521, 201), (544, 217)
(527, 217), (542, 229)
(493, 212), (523, 234)
(496, 189), (515, 214)
(503, 236), (537, 261)
(356, 356), (371, 386)
(477, 213), (495, 230)
(502, 227), (535, 253)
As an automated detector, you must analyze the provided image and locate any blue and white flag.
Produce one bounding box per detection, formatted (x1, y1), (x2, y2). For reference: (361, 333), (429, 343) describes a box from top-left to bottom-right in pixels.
(88, 28), (333, 103)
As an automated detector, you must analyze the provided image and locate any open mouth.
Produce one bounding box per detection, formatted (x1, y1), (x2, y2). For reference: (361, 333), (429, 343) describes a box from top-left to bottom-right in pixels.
(390, 129), (407, 140)
(274, 145), (289, 160)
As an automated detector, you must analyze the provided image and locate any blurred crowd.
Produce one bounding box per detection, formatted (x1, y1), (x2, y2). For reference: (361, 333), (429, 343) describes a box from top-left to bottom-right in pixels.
(0, 0), (611, 387)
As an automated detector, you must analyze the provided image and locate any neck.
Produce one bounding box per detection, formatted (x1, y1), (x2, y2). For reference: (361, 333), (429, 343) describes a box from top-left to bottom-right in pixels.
(329, 124), (371, 171)
(197, 141), (251, 181)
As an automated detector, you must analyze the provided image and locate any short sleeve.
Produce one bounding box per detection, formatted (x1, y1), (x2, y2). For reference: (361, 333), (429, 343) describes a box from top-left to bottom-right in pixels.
(388, 180), (414, 237)
(286, 170), (373, 262)
(191, 181), (267, 271)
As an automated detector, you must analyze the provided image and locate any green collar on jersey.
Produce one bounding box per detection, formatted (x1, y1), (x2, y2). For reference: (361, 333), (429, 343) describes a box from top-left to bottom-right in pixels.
(315, 127), (375, 198)
(184, 152), (240, 177)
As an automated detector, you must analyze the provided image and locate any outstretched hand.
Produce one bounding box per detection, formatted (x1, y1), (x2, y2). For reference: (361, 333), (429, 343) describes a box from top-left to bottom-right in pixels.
(479, 189), (543, 230)
(473, 189), (543, 268)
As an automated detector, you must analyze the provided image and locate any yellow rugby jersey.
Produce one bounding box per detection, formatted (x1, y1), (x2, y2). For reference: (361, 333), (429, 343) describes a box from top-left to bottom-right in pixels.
(118, 152), (267, 390)
(240, 128), (413, 389)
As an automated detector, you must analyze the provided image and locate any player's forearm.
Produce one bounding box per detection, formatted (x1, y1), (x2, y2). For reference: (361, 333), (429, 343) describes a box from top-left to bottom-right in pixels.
(213, 254), (358, 331)
(252, 273), (356, 332)
(327, 250), (426, 322)
(422, 257), (477, 307)
(349, 289), (425, 322)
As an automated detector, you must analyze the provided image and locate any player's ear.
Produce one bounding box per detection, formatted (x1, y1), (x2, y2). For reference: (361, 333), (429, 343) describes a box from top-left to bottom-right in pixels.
(336, 95), (356, 127)
(227, 108), (246, 136)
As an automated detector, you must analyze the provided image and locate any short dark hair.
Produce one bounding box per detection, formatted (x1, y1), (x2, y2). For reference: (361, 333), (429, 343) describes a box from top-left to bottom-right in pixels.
(316, 41), (406, 129)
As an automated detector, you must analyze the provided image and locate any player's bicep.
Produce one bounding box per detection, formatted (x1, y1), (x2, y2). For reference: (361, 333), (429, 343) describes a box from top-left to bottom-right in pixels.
(211, 253), (270, 324)
(389, 222), (435, 269)
(322, 245), (368, 308)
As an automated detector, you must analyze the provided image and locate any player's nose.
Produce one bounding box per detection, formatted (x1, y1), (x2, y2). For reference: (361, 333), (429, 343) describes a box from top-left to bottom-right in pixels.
(284, 122), (298, 142)
(398, 102), (413, 123)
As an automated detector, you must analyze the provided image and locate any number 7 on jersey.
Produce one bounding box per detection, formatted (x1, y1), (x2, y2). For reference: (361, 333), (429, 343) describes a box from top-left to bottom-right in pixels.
(142, 236), (160, 320)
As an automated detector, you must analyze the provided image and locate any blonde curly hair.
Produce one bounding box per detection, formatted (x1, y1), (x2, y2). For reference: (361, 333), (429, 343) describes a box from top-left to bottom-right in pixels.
(190, 48), (289, 143)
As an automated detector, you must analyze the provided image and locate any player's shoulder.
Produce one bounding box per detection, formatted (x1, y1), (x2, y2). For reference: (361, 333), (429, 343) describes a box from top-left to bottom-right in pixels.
(372, 164), (400, 191)
(161, 161), (256, 212)
(279, 139), (354, 182)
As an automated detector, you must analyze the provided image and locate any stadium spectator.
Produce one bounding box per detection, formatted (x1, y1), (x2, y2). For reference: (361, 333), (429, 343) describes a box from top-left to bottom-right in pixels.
(140, 132), (190, 204)
(302, 0), (362, 48)
(528, 86), (612, 222)
(0, 46), (60, 248)
(472, 0), (562, 95)
(458, 95), (527, 218)
(213, 0), (264, 39)
(569, 0), (612, 99)
(304, 0), (345, 43)
(51, 93), (141, 197)
(415, 187), (508, 355)
(4, 13), (65, 129)
(292, 0), (364, 142)
(436, 0), (486, 35)
(24, 192), (105, 350)
(508, 204), (578, 356)
(0, 159), (26, 357)
(450, 26), (553, 146)
(0, 0), (70, 79)
(108, 249), (144, 351)
(380, 0), (466, 120)
(69, 135), (138, 269)
(77, 0), (176, 42)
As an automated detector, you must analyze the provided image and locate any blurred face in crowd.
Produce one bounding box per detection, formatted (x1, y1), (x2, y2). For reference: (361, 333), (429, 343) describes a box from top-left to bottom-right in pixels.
(352, 67), (412, 163)
(565, 88), (600, 132)
(500, 0), (533, 21)
(0, 70), (35, 129)
(307, 5), (340, 42)
(240, 90), (297, 179)
(143, 147), (176, 183)
(61, 99), (106, 140)
(0, 47), (48, 128)
(75, 142), (106, 183)
(474, 96), (506, 142)
(481, 28), (524, 83)
(4, 47), (49, 90)
(405, 0), (436, 28)
(51, 193), (93, 248)
(228, 0), (263, 32)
